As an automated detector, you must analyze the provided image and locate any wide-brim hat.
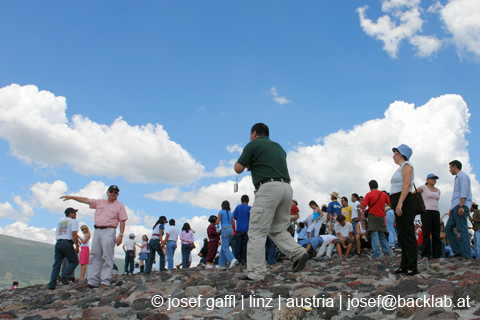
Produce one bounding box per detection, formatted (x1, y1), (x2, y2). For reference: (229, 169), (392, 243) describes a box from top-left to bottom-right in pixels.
(330, 191), (339, 199)
(392, 144), (413, 160)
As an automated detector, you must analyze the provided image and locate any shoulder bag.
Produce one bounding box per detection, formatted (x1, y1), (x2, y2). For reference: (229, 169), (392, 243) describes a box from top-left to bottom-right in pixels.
(412, 183), (426, 215)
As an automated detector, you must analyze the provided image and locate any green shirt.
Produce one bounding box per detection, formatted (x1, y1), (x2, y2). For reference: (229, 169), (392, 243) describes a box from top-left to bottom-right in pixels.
(237, 136), (290, 187)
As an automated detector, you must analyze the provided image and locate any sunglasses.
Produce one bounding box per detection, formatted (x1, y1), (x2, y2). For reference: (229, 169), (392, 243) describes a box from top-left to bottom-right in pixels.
(109, 190), (119, 194)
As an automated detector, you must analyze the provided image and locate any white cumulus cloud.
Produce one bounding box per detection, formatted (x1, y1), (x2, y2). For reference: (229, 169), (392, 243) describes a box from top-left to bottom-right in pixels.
(0, 84), (204, 184)
(357, 1), (424, 58)
(358, 0), (480, 60)
(435, 0), (480, 59)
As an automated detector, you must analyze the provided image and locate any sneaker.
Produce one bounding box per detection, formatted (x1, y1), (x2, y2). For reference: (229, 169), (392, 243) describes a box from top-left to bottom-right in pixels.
(215, 265), (226, 270)
(205, 263), (213, 269)
(229, 259), (238, 269)
(292, 253), (309, 273)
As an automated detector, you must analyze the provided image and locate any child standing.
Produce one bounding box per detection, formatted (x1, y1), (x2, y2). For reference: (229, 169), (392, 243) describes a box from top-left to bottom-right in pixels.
(78, 225), (91, 280)
(136, 235), (149, 273)
(123, 233), (137, 275)
(206, 215), (220, 269)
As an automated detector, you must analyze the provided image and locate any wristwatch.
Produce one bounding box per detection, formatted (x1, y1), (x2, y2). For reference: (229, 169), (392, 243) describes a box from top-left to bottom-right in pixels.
(119, 233), (124, 237)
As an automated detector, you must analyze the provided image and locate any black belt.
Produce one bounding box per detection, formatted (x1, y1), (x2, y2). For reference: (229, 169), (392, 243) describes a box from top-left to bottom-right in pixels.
(94, 225), (116, 229)
(255, 178), (290, 190)
(58, 239), (74, 244)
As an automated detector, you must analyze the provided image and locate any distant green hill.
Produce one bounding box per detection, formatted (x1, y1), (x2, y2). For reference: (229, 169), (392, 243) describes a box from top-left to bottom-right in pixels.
(0, 234), (124, 290)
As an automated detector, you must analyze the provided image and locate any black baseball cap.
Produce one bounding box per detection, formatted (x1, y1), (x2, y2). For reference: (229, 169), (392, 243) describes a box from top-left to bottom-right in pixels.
(107, 185), (120, 192)
(65, 207), (78, 216)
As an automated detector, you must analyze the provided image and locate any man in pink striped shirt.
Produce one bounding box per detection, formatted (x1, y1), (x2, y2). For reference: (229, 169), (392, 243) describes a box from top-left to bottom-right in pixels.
(60, 185), (128, 288)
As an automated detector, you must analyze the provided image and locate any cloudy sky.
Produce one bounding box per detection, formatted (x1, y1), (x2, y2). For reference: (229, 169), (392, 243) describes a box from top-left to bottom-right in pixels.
(1, 0), (480, 263)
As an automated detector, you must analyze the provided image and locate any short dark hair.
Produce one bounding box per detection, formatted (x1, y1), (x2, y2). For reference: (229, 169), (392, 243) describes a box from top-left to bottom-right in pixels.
(241, 195), (249, 203)
(208, 215), (217, 223)
(336, 215), (346, 222)
(449, 160), (462, 170)
(352, 193), (359, 200)
(341, 197), (348, 204)
(299, 222), (305, 229)
(251, 123), (269, 136)
(169, 219), (175, 226)
(473, 204), (479, 210)
(369, 180), (378, 189)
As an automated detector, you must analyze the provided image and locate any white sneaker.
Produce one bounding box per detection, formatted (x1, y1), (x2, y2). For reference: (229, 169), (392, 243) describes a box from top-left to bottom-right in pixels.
(215, 265), (226, 270)
(205, 264), (213, 269)
(229, 259), (238, 269)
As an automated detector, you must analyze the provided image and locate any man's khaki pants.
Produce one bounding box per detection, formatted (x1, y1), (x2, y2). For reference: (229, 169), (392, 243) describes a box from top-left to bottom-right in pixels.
(88, 228), (116, 286)
(247, 181), (307, 280)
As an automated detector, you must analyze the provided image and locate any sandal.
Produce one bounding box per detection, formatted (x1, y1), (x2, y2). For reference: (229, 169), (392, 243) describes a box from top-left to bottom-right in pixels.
(394, 268), (407, 274)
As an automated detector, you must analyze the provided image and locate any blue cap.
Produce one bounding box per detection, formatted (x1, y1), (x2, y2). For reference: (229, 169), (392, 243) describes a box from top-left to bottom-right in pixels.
(392, 144), (413, 160)
(426, 173), (439, 180)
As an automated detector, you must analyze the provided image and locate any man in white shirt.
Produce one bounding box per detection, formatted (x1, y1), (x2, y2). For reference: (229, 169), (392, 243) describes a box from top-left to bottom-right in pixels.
(164, 219), (180, 270)
(351, 193), (361, 235)
(48, 208), (80, 290)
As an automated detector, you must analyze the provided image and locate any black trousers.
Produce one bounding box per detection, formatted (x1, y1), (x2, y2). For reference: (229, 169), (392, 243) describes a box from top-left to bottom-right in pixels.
(390, 192), (418, 272)
(420, 210), (442, 259)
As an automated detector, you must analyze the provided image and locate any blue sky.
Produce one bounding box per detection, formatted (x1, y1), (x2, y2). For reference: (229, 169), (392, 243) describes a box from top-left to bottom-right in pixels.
(1, 0), (480, 257)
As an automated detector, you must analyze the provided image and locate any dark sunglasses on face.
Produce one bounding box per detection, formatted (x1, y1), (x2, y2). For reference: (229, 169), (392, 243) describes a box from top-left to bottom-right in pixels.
(109, 190), (118, 194)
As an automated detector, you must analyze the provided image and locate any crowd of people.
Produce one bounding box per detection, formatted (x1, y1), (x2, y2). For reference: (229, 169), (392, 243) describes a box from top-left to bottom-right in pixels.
(46, 123), (477, 289)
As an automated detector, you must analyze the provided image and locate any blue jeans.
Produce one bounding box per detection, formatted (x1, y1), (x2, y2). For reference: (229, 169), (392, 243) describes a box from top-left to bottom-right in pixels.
(181, 243), (193, 268)
(166, 241), (177, 270)
(48, 240), (79, 289)
(370, 231), (391, 258)
(124, 250), (134, 274)
(444, 245), (453, 257)
(265, 236), (276, 265)
(234, 231), (248, 263)
(145, 239), (165, 273)
(475, 230), (480, 259)
(219, 227), (235, 266)
(445, 205), (471, 258)
(352, 219), (359, 236)
(385, 209), (396, 247)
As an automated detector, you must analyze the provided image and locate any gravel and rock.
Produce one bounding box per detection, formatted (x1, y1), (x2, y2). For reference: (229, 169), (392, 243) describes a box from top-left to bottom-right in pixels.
(1, 251), (478, 319)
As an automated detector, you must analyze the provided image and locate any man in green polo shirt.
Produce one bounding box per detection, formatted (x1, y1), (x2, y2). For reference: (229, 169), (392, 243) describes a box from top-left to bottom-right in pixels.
(234, 123), (309, 281)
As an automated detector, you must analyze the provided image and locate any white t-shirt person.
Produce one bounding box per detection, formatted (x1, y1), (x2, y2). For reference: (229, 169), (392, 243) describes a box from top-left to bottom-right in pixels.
(166, 225), (180, 241)
(334, 222), (353, 238)
(55, 217), (79, 241)
(351, 200), (361, 220)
